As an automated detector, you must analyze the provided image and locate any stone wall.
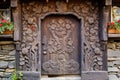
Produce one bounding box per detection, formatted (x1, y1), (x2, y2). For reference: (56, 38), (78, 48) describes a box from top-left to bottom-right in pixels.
(0, 41), (15, 80)
(108, 41), (120, 80)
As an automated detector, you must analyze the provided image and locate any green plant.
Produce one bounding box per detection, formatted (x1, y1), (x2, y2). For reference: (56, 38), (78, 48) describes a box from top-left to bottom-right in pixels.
(0, 19), (14, 33)
(11, 70), (23, 80)
(108, 20), (120, 32)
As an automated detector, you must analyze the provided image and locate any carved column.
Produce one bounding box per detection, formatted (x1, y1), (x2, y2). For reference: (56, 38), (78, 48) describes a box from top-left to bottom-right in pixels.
(11, 0), (21, 70)
(81, 0), (110, 80)
(11, 0), (40, 80)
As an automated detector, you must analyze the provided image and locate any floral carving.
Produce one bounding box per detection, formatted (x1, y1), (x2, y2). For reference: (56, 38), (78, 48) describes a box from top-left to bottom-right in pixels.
(20, 1), (105, 72)
(42, 59), (79, 74)
(42, 18), (80, 74)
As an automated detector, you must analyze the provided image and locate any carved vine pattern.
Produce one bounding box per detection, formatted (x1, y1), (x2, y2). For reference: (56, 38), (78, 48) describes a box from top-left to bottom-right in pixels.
(20, 1), (104, 71)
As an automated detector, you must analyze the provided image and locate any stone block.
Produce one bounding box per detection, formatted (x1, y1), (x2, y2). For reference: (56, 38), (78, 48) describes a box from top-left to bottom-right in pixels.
(9, 50), (16, 56)
(0, 69), (5, 72)
(0, 72), (3, 77)
(108, 67), (119, 72)
(22, 71), (40, 80)
(4, 56), (15, 61)
(0, 50), (9, 55)
(108, 62), (114, 67)
(109, 75), (119, 80)
(113, 61), (120, 65)
(107, 43), (116, 49)
(1, 45), (15, 50)
(108, 49), (120, 57)
(0, 41), (13, 45)
(6, 69), (14, 73)
(0, 56), (6, 60)
(8, 61), (15, 69)
(1, 78), (8, 80)
(4, 73), (11, 78)
(116, 42), (120, 48)
(82, 71), (108, 80)
(0, 61), (8, 68)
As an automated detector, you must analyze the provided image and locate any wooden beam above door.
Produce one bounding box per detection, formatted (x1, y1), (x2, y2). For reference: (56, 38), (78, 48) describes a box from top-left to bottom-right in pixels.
(45, 0), (69, 3)
(11, 0), (17, 7)
(105, 0), (112, 6)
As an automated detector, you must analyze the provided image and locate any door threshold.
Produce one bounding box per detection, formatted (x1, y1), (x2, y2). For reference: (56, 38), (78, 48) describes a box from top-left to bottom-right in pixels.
(41, 75), (81, 80)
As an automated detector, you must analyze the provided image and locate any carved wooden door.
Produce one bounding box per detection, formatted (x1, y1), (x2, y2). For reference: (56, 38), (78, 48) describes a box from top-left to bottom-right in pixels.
(41, 15), (81, 75)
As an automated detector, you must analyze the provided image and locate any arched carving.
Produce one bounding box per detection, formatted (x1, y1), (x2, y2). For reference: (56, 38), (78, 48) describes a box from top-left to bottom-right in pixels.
(39, 13), (83, 74)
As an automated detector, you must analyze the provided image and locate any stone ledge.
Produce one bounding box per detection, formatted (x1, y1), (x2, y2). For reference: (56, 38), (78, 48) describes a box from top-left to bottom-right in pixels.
(82, 71), (108, 80)
(20, 71), (40, 80)
(108, 58), (120, 61)
(41, 76), (81, 80)
(0, 41), (14, 45)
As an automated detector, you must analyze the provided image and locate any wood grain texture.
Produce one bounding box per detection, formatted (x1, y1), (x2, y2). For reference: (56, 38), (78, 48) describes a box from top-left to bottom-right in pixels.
(12, 0), (22, 41)
(41, 15), (81, 75)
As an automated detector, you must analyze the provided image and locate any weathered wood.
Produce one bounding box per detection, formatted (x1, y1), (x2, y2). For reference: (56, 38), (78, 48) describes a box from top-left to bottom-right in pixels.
(99, 6), (111, 41)
(66, 0), (69, 3)
(101, 41), (107, 70)
(108, 34), (120, 38)
(46, 0), (49, 3)
(11, 0), (18, 7)
(105, 0), (112, 6)
(12, 0), (21, 70)
(12, 0), (21, 41)
(41, 15), (81, 75)
(0, 35), (13, 38)
(102, 6), (109, 41)
(0, 41), (14, 45)
(14, 41), (21, 70)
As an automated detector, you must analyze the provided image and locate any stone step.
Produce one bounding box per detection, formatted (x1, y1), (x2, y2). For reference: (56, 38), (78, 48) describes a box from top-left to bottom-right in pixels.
(41, 76), (81, 80)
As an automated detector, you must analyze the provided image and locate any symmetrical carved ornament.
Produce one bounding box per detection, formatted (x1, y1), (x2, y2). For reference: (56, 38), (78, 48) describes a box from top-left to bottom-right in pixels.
(42, 17), (80, 74)
(19, 1), (105, 72)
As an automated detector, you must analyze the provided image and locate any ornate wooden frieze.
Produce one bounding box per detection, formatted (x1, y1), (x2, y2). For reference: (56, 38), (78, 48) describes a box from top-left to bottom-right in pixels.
(11, 0), (18, 7)
(20, 0), (105, 72)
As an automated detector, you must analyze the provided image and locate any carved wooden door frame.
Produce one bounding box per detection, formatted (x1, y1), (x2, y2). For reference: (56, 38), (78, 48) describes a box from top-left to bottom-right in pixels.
(38, 12), (84, 76)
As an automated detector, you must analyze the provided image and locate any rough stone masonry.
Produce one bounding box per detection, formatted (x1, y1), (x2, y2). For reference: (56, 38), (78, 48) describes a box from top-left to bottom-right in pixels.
(0, 41), (15, 80)
(108, 40), (120, 80)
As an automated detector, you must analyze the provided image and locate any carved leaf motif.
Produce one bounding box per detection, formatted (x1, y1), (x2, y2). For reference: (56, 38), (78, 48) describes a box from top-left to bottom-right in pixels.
(56, 1), (67, 12)
(42, 16), (80, 74)
(42, 59), (79, 74)
(84, 40), (95, 71)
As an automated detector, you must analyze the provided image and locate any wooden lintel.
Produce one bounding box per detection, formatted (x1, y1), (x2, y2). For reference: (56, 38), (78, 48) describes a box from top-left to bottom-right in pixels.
(11, 0), (18, 7)
(66, 0), (69, 3)
(105, 0), (112, 6)
(46, 0), (49, 3)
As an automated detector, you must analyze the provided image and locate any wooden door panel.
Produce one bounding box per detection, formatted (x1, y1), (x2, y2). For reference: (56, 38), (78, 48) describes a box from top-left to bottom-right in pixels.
(41, 15), (81, 75)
